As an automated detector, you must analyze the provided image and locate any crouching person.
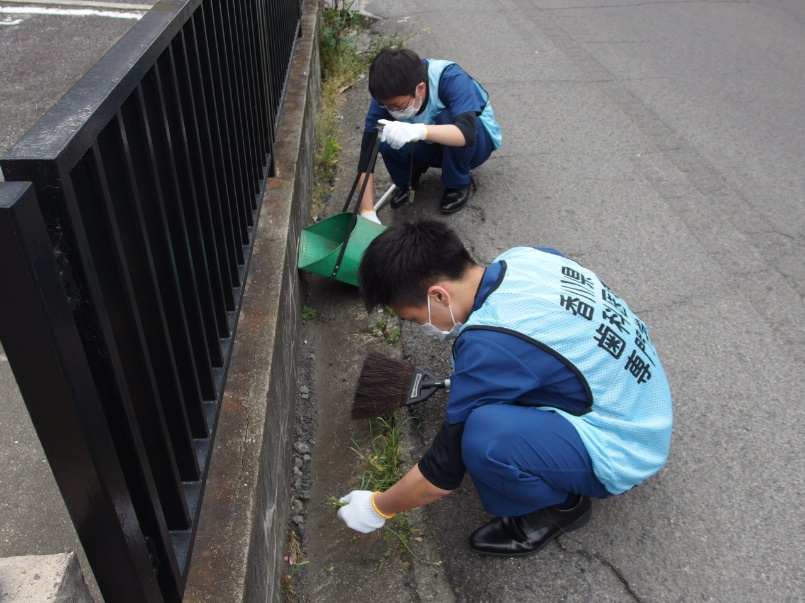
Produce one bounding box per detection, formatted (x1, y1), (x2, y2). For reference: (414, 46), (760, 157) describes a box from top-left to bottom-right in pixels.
(337, 220), (672, 556)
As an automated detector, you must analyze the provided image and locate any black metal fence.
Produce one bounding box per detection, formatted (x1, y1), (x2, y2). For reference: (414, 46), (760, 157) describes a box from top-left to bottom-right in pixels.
(0, 0), (302, 601)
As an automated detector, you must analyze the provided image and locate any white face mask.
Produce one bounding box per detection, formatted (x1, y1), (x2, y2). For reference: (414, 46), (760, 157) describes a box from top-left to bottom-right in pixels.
(388, 90), (422, 120)
(417, 296), (462, 342)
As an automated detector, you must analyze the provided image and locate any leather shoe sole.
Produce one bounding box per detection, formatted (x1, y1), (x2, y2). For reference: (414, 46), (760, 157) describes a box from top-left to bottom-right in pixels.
(440, 186), (470, 214)
(468, 496), (592, 557)
(389, 186), (410, 209)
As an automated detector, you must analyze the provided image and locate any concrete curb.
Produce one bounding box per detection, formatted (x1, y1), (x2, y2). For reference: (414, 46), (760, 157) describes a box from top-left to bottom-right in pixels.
(183, 1), (319, 601)
(0, 552), (92, 602)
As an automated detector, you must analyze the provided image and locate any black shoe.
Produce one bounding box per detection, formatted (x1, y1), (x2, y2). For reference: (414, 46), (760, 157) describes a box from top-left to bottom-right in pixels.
(440, 186), (470, 214)
(468, 496), (592, 557)
(390, 186), (411, 209)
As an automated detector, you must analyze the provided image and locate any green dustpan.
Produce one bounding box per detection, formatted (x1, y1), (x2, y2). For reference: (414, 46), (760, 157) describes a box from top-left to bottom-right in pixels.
(298, 128), (387, 286)
(298, 212), (386, 286)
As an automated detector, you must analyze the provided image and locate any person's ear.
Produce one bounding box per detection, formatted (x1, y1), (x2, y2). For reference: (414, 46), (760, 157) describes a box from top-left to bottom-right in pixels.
(428, 285), (449, 304)
(416, 81), (426, 98)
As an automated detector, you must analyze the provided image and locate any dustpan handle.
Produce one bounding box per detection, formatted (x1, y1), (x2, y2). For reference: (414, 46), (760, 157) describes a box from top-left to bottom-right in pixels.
(331, 131), (382, 280)
(341, 128), (382, 213)
(340, 170), (362, 214)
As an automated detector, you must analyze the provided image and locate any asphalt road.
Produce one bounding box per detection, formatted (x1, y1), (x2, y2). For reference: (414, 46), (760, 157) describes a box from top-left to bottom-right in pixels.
(303, 0), (805, 601)
(1, 0), (803, 601)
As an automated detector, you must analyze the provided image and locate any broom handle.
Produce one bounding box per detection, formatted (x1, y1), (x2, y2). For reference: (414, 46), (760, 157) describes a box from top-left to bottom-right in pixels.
(373, 183), (397, 211)
(421, 379), (450, 390)
(331, 131), (382, 280)
(402, 377), (451, 409)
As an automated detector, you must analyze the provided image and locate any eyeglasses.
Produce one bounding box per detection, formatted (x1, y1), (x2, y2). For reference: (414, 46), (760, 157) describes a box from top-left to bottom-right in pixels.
(380, 95), (415, 113)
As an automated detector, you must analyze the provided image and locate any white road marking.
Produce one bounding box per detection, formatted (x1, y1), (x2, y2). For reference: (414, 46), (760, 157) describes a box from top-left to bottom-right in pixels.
(1, 0), (151, 10)
(0, 5), (145, 20)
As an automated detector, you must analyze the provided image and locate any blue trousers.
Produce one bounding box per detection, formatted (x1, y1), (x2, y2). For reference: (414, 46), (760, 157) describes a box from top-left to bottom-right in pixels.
(462, 405), (612, 517)
(379, 110), (495, 190)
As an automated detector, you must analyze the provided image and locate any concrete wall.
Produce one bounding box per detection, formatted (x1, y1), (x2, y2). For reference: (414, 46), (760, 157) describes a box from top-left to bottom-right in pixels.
(183, 0), (319, 602)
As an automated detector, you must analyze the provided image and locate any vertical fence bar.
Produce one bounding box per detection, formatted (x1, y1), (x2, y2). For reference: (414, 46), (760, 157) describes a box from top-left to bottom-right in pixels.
(138, 72), (218, 395)
(192, 6), (245, 279)
(106, 110), (210, 442)
(216, 0), (257, 227)
(119, 92), (211, 432)
(0, 182), (168, 603)
(267, 0), (282, 123)
(66, 150), (191, 530)
(92, 131), (199, 482)
(174, 26), (236, 322)
(166, 39), (230, 340)
(156, 49), (225, 367)
(227, 0), (258, 204)
(254, 0), (277, 169)
(242, 0), (265, 210)
(206, 0), (251, 246)
(244, 0), (270, 171)
(234, 0), (267, 199)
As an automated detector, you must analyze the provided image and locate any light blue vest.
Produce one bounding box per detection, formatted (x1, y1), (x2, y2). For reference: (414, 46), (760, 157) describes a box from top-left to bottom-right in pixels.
(406, 60), (502, 150)
(461, 247), (673, 494)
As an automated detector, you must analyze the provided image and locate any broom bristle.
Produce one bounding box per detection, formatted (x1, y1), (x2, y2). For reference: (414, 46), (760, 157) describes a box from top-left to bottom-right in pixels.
(352, 350), (414, 419)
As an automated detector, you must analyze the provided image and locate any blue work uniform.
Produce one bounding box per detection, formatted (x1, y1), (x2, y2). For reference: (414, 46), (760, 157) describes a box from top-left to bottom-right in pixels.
(364, 60), (501, 189)
(418, 248), (673, 517)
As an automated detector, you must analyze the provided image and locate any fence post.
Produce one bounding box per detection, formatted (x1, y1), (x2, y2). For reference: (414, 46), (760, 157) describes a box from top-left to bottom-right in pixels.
(0, 182), (165, 603)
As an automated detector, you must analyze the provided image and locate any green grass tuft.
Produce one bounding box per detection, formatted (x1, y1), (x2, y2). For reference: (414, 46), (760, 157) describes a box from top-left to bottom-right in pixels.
(301, 304), (318, 325)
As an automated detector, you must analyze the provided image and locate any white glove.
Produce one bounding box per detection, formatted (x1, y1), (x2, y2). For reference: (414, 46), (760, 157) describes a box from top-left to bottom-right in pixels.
(378, 119), (428, 150)
(360, 210), (382, 224)
(337, 490), (388, 533)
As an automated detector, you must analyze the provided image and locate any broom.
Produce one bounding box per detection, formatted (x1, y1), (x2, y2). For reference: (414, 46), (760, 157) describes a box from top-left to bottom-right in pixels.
(352, 350), (450, 419)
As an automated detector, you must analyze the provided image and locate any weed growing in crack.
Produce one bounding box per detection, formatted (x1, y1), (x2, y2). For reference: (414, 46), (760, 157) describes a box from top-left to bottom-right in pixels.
(301, 304), (318, 325)
(351, 414), (407, 491)
(344, 414), (442, 566)
(368, 306), (402, 343)
(281, 530), (308, 602)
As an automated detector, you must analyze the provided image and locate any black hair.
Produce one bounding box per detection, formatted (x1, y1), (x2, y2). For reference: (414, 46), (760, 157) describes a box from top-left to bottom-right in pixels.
(368, 48), (428, 101)
(359, 220), (476, 312)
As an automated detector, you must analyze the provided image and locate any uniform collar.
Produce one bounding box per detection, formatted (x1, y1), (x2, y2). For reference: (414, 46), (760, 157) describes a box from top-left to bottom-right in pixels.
(471, 261), (507, 314)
